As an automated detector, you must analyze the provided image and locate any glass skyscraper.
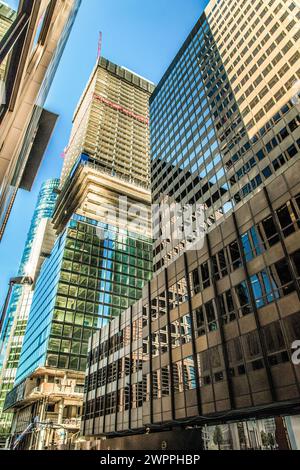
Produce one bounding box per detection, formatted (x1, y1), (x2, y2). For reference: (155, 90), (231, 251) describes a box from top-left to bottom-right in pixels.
(81, 0), (300, 449)
(13, 58), (154, 385)
(4, 59), (155, 449)
(0, 179), (59, 441)
(151, 0), (300, 273)
(15, 215), (152, 384)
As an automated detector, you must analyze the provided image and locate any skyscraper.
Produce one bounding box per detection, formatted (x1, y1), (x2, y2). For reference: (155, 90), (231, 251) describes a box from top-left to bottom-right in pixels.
(4, 58), (155, 450)
(150, 0), (300, 273)
(0, 0), (81, 240)
(81, 0), (300, 450)
(0, 178), (59, 444)
(60, 57), (153, 189)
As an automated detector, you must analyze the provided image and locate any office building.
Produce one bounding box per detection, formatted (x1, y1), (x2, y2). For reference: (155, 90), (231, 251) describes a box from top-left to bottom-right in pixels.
(80, 0), (300, 449)
(151, 0), (300, 273)
(4, 58), (155, 449)
(82, 161), (300, 449)
(0, 0), (81, 240)
(0, 179), (59, 444)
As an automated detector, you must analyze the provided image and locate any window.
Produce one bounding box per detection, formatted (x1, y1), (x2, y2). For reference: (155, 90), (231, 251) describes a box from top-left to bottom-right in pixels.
(241, 232), (253, 262)
(274, 258), (294, 295)
(183, 356), (197, 390)
(284, 313), (300, 343)
(228, 240), (241, 269)
(194, 306), (205, 337)
(235, 282), (252, 316)
(161, 367), (171, 396)
(261, 215), (279, 247)
(250, 274), (264, 308)
(201, 262), (210, 289)
(191, 268), (200, 295)
(276, 203), (295, 237)
(172, 361), (183, 393)
(219, 289), (236, 324)
(205, 300), (218, 332)
(291, 250), (300, 277)
(244, 330), (261, 360)
(263, 322), (285, 354)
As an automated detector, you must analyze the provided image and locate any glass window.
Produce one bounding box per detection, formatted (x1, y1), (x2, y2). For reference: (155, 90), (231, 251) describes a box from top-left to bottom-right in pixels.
(275, 259), (294, 295)
(250, 274), (264, 308)
(276, 203), (295, 237)
(291, 250), (300, 277)
(250, 226), (264, 256)
(263, 322), (285, 354)
(262, 215), (279, 247)
(241, 232), (253, 262)
(194, 306), (205, 337)
(182, 356), (197, 390)
(228, 240), (241, 269)
(205, 300), (218, 331)
(201, 262), (210, 289)
(191, 268), (201, 295)
(235, 282), (251, 316)
(48, 338), (60, 352)
(284, 313), (300, 343)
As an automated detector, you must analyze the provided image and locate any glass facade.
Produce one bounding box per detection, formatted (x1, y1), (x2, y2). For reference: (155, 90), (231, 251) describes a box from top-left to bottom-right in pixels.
(0, 179), (59, 439)
(16, 216), (152, 384)
(150, 1), (300, 273)
(82, 0), (300, 442)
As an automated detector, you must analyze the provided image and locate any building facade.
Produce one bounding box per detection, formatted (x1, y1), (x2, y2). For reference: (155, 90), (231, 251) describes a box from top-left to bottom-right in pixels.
(82, 161), (300, 446)
(0, 179), (59, 443)
(0, 1), (16, 84)
(150, 0), (300, 273)
(0, 0), (81, 240)
(4, 58), (155, 449)
(60, 57), (154, 189)
(81, 0), (300, 449)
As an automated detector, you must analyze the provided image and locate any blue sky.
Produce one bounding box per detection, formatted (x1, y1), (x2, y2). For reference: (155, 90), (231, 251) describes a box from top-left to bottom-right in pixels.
(0, 0), (208, 307)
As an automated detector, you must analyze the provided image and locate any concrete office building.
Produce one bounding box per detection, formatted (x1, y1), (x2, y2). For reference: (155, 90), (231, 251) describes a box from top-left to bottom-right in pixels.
(82, 162), (300, 449)
(0, 179), (59, 444)
(81, 0), (300, 449)
(0, 0), (81, 240)
(60, 57), (153, 189)
(4, 58), (155, 449)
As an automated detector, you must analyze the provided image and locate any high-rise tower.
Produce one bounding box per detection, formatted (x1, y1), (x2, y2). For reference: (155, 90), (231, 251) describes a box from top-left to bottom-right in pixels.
(4, 59), (155, 450)
(0, 0), (81, 240)
(0, 179), (59, 443)
(80, 0), (300, 449)
(60, 57), (153, 189)
(150, 0), (300, 273)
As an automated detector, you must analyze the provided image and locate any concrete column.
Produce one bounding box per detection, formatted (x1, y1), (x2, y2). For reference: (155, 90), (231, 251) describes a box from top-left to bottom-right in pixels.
(242, 422), (250, 449)
(36, 399), (47, 450)
(229, 423), (241, 450)
(57, 398), (65, 425)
